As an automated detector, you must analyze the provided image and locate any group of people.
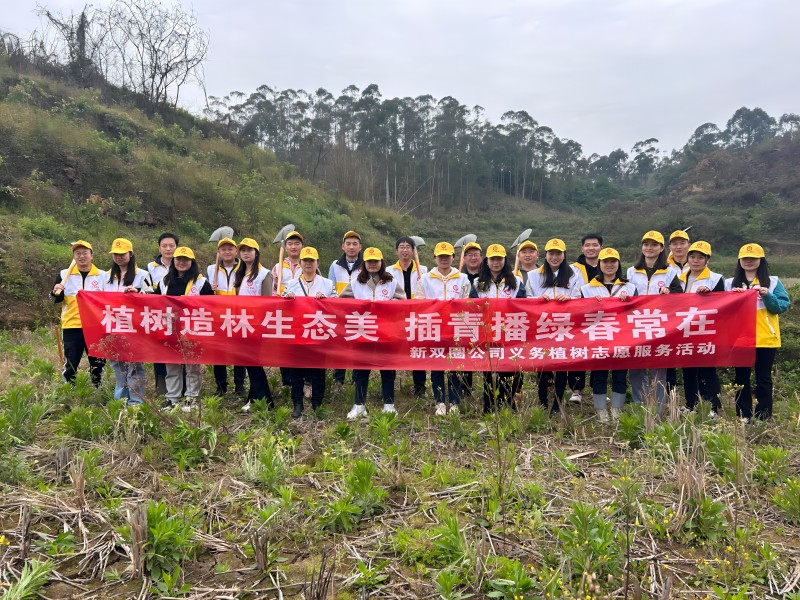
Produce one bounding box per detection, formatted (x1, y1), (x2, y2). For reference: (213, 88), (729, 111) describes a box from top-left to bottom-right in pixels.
(50, 228), (789, 423)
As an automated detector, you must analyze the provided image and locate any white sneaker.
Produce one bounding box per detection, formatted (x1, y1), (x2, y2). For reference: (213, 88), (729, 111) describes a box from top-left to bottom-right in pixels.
(304, 383), (312, 399)
(181, 401), (197, 412)
(610, 407), (622, 420)
(449, 405), (459, 416)
(241, 401), (251, 412)
(596, 409), (610, 423)
(708, 410), (719, 420)
(347, 404), (368, 420)
(382, 403), (396, 414)
(435, 403), (448, 416)
(569, 390), (583, 403)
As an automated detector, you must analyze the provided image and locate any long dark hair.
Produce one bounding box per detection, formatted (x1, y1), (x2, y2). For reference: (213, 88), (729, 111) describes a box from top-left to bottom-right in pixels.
(633, 247), (668, 270)
(475, 257), (518, 292)
(731, 258), (770, 288)
(234, 250), (261, 288)
(542, 253), (573, 288)
(163, 259), (200, 287)
(357, 259), (393, 284)
(109, 252), (137, 287)
(594, 259), (628, 284)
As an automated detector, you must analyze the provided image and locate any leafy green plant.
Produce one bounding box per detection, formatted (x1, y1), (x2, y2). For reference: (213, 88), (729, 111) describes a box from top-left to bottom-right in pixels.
(773, 476), (800, 523)
(754, 445), (791, 485)
(486, 557), (535, 599)
(712, 584), (749, 599)
(59, 405), (113, 440)
(345, 459), (387, 518)
(2, 559), (54, 600)
(238, 437), (287, 490)
(34, 530), (76, 556)
(346, 559), (390, 592)
(149, 566), (191, 597)
(0, 385), (48, 444)
(435, 568), (474, 600)
(683, 497), (729, 543)
(644, 421), (683, 461)
(431, 511), (471, 569)
(557, 502), (621, 579)
(118, 500), (199, 580)
(705, 430), (743, 482)
(321, 495), (361, 533)
(163, 420), (217, 470)
(616, 406), (645, 446)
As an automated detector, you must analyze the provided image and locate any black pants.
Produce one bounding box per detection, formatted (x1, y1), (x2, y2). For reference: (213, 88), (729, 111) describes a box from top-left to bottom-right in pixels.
(537, 371), (567, 411)
(353, 369), (396, 405)
(412, 370), (427, 395)
(289, 368), (325, 409)
(735, 347), (777, 420)
(591, 369), (628, 396)
(245, 366), (273, 406)
(333, 369), (352, 384)
(683, 367), (721, 411)
(482, 371), (516, 413)
(62, 328), (105, 386)
(567, 371), (585, 392)
(213, 365), (246, 393)
(431, 370), (464, 405)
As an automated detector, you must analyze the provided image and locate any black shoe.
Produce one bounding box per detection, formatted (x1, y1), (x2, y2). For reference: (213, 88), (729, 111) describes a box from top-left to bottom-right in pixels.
(215, 386), (226, 396)
(414, 386), (426, 398)
(161, 399), (175, 409)
(291, 403), (303, 418)
(235, 385), (245, 397)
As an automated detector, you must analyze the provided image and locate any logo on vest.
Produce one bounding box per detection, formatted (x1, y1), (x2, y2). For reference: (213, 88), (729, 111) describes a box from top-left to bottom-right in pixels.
(657, 280), (665, 287)
(91, 280), (99, 288)
(381, 288), (388, 297)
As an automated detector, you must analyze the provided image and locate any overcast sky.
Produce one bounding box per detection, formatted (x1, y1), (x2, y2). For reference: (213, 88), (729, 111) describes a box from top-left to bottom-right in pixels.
(5, 0), (798, 156)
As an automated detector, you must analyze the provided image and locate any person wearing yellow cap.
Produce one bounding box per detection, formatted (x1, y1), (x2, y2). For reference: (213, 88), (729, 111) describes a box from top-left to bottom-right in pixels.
(103, 239), (152, 405)
(147, 232), (179, 396)
(329, 230), (364, 387)
(667, 230), (691, 278)
(627, 231), (676, 408)
(461, 241), (483, 285)
(154, 246), (214, 410)
(207, 237), (245, 397)
(580, 248), (637, 423)
(416, 241), (471, 416)
(272, 231), (305, 295)
(568, 233), (604, 405)
(50, 240), (109, 386)
(284, 246), (337, 417)
(725, 243), (790, 421)
(515, 240), (539, 285)
(233, 238), (275, 412)
(386, 236), (430, 398)
(524, 238), (582, 412)
(339, 247), (406, 419)
(469, 244), (525, 413)
(670, 241), (725, 417)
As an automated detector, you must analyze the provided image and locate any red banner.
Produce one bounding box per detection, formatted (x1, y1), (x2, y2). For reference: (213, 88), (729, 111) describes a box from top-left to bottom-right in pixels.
(77, 291), (756, 371)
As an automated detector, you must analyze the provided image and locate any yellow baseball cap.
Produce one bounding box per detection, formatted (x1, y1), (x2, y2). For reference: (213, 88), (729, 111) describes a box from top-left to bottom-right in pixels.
(669, 230), (689, 241)
(434, 242), (455, 256)
(738, 243), (765, 259)
(598, 248), (620, 261)
(285, 231), (304, 242)
(463, 242), (482, 253)
(486, 244), (507, 258)
(109, 238), (133, 254)
(237, 238), (260, 251)
(342, 230), (361, 241)
(71, 240), (93, 252)
(300, 247), (319, 260)
(174, 247), (195, 259)
(217, 237), (236, 248)
(544, 238), (566, 252)
(518, 240), (538, 251)
(688, 241), (712, 256)
(641, 231), (665, 245)
(363, 247), (384, 261)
